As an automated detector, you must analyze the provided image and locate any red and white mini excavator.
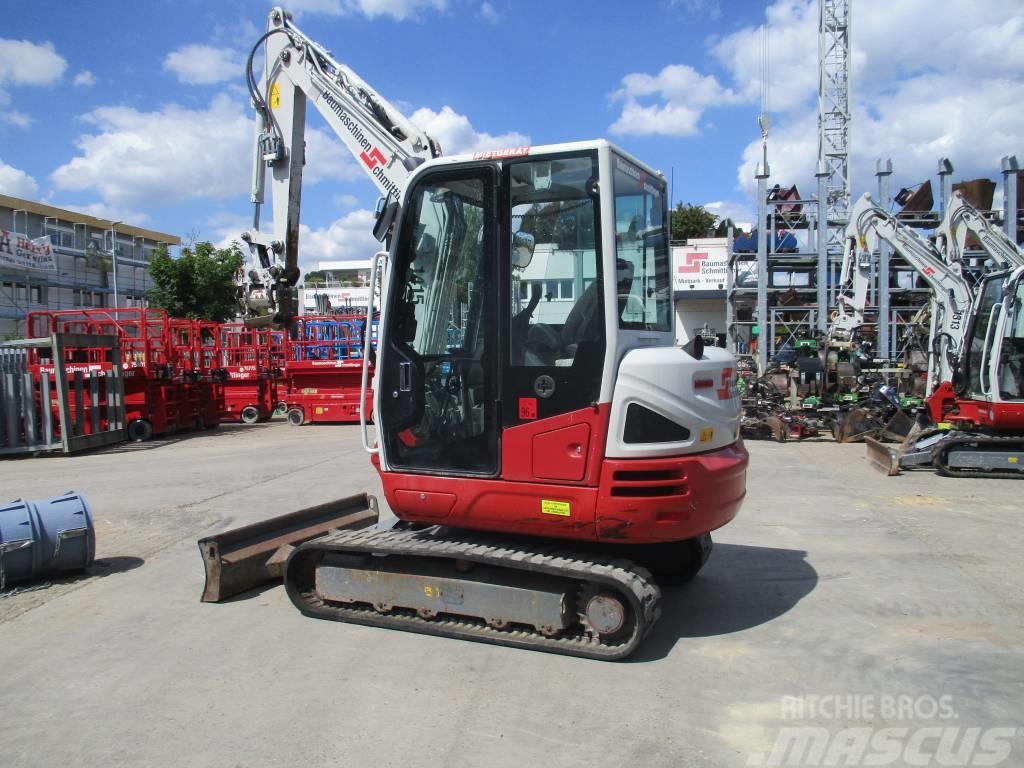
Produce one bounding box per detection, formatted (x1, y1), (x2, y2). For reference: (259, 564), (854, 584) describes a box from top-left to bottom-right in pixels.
(200, 7), (748, 659)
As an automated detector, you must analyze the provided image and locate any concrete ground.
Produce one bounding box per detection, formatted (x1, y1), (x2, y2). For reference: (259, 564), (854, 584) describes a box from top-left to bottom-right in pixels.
(0, 424), (1021, 767)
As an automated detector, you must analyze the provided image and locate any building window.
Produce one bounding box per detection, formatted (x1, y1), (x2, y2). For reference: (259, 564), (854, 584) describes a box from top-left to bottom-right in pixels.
(73, 288), (106, 308)
(517, 278), (575, 302)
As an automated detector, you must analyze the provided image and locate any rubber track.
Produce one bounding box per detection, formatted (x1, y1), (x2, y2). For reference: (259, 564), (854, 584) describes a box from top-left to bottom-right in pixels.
(933, 434), (1024, 478)
(284, 527), (662, 661)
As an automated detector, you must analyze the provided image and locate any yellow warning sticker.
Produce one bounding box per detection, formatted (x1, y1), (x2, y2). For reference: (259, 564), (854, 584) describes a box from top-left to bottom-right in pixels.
(423, 585), (436, 598)
(541, 500), (571, 517)
(270, 82), (281, 109)
(700, 427), (714, 443)
(1009, 457), (1019, 464)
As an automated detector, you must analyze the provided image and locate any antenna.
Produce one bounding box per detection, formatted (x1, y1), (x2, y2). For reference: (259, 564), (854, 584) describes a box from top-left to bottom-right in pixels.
(758, 17), (771, 173)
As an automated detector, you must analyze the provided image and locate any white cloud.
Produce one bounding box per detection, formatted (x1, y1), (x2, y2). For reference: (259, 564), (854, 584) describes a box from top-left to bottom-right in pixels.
(0, 158), (39, 198)
(0, 39), (67, 86)
(409, 105), (528, 155)
(0, 38), (67, 129)
(478, 2), (499, 24)
(0, 105), (31, 129)
(206, 212), (254, 250)
(298, 209), (380, 271)
(332, 193), (360, 208)
(613, 0), (1024, 209)
(671, 0), (721, 20)
(703, 200), (753, 232)
(51, 95), (253, 207)
(708, 0), (818, 114)
(304, 127), (365, 184)
(72, 70), (96, 87)
(163, 44), (242, 85)
(285, 0), (447, 20)
(51, 200), (151, 225)
(609, 64), (739, 137)
(729, 1), (1024, 199)
(207, 207), (379, 272)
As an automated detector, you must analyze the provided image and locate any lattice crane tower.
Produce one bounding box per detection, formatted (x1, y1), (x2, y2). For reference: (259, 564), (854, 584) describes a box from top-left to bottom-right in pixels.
(818, 0), (852, 254)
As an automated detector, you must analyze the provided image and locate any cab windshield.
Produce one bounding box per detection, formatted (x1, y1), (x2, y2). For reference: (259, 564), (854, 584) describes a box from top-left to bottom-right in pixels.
(612, 155), (671, 332)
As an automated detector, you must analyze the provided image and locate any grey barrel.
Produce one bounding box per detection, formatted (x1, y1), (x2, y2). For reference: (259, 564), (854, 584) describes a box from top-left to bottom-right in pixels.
(0, 492), (96, 587)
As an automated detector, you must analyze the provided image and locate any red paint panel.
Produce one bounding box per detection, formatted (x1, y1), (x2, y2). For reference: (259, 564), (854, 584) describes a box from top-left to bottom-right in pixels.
(393, 489), (457, 520)
(378, 439), (748, 545)
(532, 422), (590, 481)
(595, 442), (749, 544)
(928, 381), (1024, 429)
(501, 404), (609, 486)
(381, 471), (599, 540)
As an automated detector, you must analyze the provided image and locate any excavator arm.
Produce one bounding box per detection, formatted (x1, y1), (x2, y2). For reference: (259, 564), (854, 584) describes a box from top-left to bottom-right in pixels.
(237, 6), (441, 323)
(936, 191), (1024, 272)
(835, 193), (975, 392)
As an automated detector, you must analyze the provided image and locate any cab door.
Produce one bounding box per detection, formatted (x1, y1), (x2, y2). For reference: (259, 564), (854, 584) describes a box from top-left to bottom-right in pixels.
(378, 167), (499, 476)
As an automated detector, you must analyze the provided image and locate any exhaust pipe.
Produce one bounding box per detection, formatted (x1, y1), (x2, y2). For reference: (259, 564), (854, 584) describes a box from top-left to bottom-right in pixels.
(198, 493), (379, 602)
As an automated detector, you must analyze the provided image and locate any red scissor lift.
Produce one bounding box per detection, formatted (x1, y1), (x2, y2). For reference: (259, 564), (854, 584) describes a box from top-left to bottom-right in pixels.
(215, 323), (282, 424)
(27, 309), (220, 442)
(169, 318), (224, 432)
(282, 314), (374, 426)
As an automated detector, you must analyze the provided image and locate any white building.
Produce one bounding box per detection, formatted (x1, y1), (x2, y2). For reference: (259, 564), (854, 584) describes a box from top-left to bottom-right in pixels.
(672, 237), (729, 346)
(300, 259), (373, 314)
(0, 194), (179, 339)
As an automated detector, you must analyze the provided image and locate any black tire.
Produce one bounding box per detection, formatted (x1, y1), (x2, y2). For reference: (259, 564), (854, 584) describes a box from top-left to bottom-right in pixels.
(287, 408), (305, 426)
(635, 534), (713, 587)
(240, 405), (260, 425)
(127, 419), (153, 442)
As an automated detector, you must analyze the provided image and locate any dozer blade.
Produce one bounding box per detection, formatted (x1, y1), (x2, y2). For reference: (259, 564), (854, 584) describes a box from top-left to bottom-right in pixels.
(865, 436), (901, 476)
(198, 493), (379, 602)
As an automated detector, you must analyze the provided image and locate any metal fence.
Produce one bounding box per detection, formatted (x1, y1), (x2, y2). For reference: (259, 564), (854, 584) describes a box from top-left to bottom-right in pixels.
(0, 333), (126, 455)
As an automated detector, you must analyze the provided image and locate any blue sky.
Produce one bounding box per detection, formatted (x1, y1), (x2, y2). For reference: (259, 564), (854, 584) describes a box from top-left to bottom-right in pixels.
(2, 0), (1022, 269)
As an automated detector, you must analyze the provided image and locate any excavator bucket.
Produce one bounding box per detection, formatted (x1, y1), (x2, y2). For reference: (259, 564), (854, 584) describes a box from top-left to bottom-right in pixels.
(198, 493), (379, 602)
(865, 436), (901, 475)
(831, 407), (880, 443)
(880, 410), (915, 443)
(763, 415), (788, 442)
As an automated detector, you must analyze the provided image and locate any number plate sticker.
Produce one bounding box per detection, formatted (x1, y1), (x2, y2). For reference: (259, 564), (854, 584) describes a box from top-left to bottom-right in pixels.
(518, 397), (538, 419)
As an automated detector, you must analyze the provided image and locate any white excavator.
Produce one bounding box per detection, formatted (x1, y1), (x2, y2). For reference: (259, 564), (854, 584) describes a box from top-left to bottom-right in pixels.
(830, 195), (1024, 476)
(199, 6), (748, 659)
(830, 193), (975, 395)
(935, 190), (1024, 274)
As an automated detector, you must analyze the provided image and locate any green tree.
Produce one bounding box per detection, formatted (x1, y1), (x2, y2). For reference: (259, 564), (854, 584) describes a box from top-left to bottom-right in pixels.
(714, 217), (740, 238)
(147, 241), (244, 322)
(670, 202), (718, 242)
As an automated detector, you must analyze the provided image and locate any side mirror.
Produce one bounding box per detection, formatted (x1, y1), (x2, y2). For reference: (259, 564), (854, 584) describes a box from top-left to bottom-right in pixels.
(512, 231), (536, 268)
(373, 200), (400, 242)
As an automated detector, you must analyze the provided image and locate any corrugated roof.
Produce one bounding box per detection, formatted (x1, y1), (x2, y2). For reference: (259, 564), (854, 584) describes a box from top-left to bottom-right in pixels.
(0, 194), (180, 244)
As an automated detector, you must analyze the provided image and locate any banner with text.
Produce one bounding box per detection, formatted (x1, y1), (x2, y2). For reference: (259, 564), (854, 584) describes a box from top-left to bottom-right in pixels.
(673, 241), (728, 292)
(0, 231), (57, 272)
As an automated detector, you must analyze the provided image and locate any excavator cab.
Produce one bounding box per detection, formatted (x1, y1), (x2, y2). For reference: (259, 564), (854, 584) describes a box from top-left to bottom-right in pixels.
(376, 150), (611, 477)
(370, 143), (745, 541)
